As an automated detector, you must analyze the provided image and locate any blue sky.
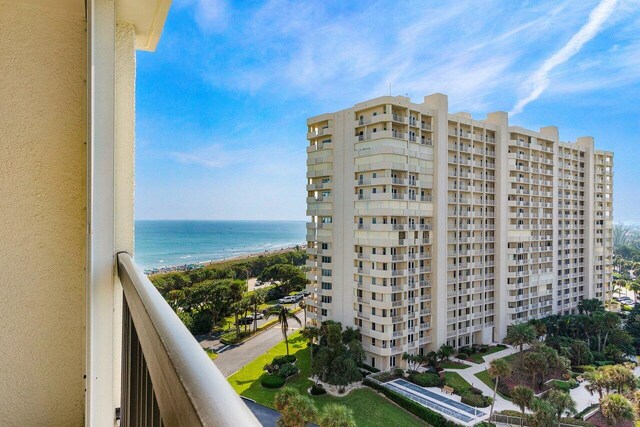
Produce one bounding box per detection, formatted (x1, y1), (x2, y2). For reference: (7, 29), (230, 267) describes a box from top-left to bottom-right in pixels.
(136, 0), (640, 222)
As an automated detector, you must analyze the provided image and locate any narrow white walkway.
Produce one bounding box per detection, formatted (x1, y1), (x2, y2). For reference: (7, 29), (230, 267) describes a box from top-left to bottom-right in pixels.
(443, 345), (522, 412)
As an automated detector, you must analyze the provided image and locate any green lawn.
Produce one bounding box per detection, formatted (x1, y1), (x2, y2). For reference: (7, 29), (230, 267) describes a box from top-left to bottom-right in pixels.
(467, 346), (506, 363)
(441, 361), (471, 370)
(474, 369), (511, 400)
(443, 372), (471, 392)
(228, 332), (429, 426)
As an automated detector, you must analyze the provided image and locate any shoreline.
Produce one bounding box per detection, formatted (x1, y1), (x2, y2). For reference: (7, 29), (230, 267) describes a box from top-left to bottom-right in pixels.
(144, 244), (306, 275)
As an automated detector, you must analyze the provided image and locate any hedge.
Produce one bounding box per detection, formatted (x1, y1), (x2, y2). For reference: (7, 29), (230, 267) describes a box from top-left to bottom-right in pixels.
(360, 363), (381, 373)
(364, 378), (458, 427)
(260, 373), (286, 389)
(460, 392), (491, 408)
(408, 372), (445, 388)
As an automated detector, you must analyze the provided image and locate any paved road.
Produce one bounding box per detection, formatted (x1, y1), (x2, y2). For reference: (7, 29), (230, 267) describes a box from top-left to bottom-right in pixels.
(213, 311), (304, 377)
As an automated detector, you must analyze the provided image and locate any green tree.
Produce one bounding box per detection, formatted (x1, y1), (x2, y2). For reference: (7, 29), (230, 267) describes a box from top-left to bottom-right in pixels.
(300, 326), (320, 383)
(488, 358), (511, 420)
(585, 370), (608, 400)
(545, 389), (576, 419)
(248, 288), (266, 332)
(529, 398), (557, 427)
(437, 344), (455, 362)
(629, 280), (640, 303)
(511, 385), (534, 417)
(601, 364), (637, 394)
(266, 306), (302, 356)
(318, 404), (356, 427)
(504, 323), (536, 352)
(299, 299), (307, 328)
(600, 394), (636, 425)
(259, 264), (309, 296)
(312, 322), (364, 386)
(228, 280), (247, 336)
(570, 340), (594, 366)
(273, 387), (317, 427)
(577, 298), (605, 316)
(523, 351), (548, 389)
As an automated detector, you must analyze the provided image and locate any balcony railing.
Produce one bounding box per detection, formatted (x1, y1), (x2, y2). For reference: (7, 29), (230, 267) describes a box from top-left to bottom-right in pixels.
(117, 253), (260, 426)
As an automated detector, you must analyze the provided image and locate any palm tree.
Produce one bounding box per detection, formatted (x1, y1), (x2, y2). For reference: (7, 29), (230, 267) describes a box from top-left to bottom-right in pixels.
(266, 306), (302, 356)
(585, 371), (608, 400)
(240, 297), (252, 334)
(488, 358), (511, 420)
(600, 394), (636, 425)
(577, 298), (605, 315)
(545, 389), (577, 419)
(274, 387), (317, 427)
(530, 398), (557, 427)
(228, 280), (247, 336)
(629, 280), (640, 303)
(300, 326), (320, 383)
(525, 351), (549, 390)
(299, 300), (307, 328)
(437, 344), (454, 362)
(504, 323), (536, 352)
(247, 288), (266, 332)
(318, 403), (356, 427)
(511, 385), (534, 417)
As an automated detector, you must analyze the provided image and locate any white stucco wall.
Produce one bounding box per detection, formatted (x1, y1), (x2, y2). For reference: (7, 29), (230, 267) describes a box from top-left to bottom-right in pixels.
(0, 1), (86, 424)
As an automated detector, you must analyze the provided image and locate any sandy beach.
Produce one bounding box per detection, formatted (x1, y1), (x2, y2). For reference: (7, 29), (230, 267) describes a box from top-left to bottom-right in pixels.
(145, 244), (306, 275)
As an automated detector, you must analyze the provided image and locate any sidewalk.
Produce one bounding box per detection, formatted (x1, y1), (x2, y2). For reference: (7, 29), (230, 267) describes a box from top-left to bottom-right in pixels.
(444, 345), (521, 413)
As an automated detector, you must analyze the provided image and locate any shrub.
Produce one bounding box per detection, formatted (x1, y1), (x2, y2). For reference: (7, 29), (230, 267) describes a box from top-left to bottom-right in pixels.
(594, 360), (615, 367)
(497, 379), (511, 398)
(359, 363), (380, 373)
(272, 355), (296, 365)
(191, 310), (214, 335)
(457, 353), (468, 360)
(592, 352), (605, 362)
(553, 381), (569, 392)
(310, 383), (326, 395)
(364, 378), (457, 427)
(461, 392), (491, 408)
(278, 363), (299, 378)
(220, 330), (251, 344)
(408, 372), (445, 388)
(261, 374), (286, 389)
(394, 368), (405, 377)
(469, 387), (483, 395)
(263, 363), (278, 374)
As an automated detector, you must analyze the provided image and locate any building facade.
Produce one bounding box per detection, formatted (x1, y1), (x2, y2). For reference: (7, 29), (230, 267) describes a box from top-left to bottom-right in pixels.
(305, 94), (613, 371)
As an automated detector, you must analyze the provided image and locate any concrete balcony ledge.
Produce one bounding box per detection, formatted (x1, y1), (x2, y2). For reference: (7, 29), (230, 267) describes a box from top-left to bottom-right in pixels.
(117, 253), (259, 426)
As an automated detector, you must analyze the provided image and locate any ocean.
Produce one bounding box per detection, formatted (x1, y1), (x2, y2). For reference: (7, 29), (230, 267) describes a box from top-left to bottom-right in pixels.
(134, 220), (307, 270)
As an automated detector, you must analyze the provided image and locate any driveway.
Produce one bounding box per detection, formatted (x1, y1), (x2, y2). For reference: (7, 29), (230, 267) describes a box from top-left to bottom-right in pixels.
(212, 310), (304, 377)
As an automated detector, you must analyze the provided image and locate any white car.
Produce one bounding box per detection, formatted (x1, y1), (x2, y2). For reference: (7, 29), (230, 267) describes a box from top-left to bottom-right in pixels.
(278, 295), (298, 304)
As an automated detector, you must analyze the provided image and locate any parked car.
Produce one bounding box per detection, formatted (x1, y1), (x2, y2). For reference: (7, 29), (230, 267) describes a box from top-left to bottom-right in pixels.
(278, 295), (299, 304)
(253, 312), (264, 320)
(302, 290), (311, 297)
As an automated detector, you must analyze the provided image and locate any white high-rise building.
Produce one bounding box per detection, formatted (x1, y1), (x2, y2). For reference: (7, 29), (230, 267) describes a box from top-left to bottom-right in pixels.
(305, 94), (613, 371)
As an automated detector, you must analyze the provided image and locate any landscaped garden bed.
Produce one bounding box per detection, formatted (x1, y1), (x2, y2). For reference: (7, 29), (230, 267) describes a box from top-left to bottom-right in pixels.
(456, 344), (508, 364)
(227, 331), (429, 427)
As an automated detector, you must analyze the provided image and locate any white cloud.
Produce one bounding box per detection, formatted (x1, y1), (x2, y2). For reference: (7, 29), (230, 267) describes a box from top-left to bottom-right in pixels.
(177, 0), (229, 33)
(169, 143), (245, 168)
(510, 0), (619, 115)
